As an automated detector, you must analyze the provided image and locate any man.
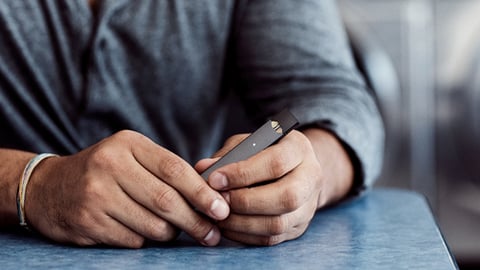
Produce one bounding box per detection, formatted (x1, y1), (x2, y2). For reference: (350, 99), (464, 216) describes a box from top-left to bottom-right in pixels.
(0, 0), (384, 247)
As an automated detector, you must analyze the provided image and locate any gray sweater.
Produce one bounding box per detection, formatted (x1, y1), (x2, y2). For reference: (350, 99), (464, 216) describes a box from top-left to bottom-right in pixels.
(0, 0), (384, 190)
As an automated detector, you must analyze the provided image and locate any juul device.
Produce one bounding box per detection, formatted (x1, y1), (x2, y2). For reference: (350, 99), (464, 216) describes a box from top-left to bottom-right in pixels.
(201, 109), (298, 180)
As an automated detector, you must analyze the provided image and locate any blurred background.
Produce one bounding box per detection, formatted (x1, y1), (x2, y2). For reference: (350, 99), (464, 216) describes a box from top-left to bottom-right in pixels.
(337, 0), (480, 268)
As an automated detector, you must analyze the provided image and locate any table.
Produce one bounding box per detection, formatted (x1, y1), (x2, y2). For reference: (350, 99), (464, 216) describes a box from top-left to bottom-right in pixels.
(0, 188), (457, 269)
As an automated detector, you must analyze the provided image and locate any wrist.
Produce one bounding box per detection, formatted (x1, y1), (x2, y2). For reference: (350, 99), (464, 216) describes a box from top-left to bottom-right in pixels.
(0, 150), (36, 226)
(302, 128), (354, 208)
(17, 153), (59, 229)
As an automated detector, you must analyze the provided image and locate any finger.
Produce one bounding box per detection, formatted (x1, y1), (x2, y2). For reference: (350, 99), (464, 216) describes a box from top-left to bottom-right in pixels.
(107, 184), (179, 242)
(218, 213), (295, 237)
(66, 212), (146, 248)
(218, 199), (316, 237)
(224, 163), (317, 215)
(207, 131), (307, 190)
(127, 132), (230, 221)
(194, 134), (249, 174)
(115, 163), (223, 246)
(93, 215), (146, 248)
(194, 157), (220, 173)
(212, 134), (250, 158)
(221, 222), (309, 246)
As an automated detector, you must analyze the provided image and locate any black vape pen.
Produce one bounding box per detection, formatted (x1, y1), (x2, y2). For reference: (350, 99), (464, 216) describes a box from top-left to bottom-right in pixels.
(201, 109), (298, 179)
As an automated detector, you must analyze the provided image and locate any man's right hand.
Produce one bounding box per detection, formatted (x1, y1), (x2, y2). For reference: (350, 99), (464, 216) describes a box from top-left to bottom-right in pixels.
(24, 130), (229, 248)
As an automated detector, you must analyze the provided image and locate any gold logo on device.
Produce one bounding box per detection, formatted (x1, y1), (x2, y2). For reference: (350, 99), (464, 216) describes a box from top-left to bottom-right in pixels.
(271, 121), (283, 134)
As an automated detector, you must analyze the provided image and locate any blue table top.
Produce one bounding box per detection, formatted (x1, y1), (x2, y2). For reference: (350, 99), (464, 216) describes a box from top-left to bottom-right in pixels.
(0, 188), (457, 269)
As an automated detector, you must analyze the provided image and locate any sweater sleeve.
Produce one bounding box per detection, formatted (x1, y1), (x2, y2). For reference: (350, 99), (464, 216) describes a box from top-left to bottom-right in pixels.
(232, 0), (385, 190)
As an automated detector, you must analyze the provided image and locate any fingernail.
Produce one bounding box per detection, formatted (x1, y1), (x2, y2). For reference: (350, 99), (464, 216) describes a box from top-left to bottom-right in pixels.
(209, 172), (228, 190)
(210, 198), (229, 220)
(202, 227), (220, 246)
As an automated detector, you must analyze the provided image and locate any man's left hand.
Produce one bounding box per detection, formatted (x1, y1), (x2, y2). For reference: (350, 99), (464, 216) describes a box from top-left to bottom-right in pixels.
(195, 128), (353, 245)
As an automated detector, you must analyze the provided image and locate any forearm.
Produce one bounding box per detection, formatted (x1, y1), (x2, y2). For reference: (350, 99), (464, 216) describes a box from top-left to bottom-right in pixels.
(0, 149), (36, 226)
(302, 128), (354, 208)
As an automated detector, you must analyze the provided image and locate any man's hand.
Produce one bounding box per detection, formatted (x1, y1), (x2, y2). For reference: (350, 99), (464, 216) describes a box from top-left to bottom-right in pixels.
(195, 128), (353, 246)
(25, 130), (230, 248)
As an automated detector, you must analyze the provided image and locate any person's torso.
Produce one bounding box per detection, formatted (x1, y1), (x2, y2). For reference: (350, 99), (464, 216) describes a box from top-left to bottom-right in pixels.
(0, 0), (235, 162)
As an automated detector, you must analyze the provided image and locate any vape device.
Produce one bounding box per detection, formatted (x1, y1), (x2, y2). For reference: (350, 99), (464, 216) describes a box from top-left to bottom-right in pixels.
(201, 109), (298, 180)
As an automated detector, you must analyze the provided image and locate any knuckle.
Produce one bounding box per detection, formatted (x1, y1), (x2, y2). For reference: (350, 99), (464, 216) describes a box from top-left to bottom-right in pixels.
(266, 235), (282, 246)
(268, 216), (289, 235)
(124, 235), (145, 249)
(231, 162), (252, 185)
(146, 220), (174, 241)
(143, 220), (161, 239)
(269, 153), (291, 177)
(87, 130), (143, 169)
(82, 176), (105, 202)
(234, 191), (251, 212)
(192, 183), (214, 206)
(157, 222), (179, 242)
(114, 129), (141, 142)
(280, 188), (301, 212)
(87, 146), (117, 172)
(291, 130), (311, 151)
(153, 188), (178, 213)
(299, 134), (313, 153)
(291, 129), (306, 141)
(188, 218), (211, 240)
(160, 156), (188, 180)
(193, 182), (211, 196)
(260, 235), (282, 246)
